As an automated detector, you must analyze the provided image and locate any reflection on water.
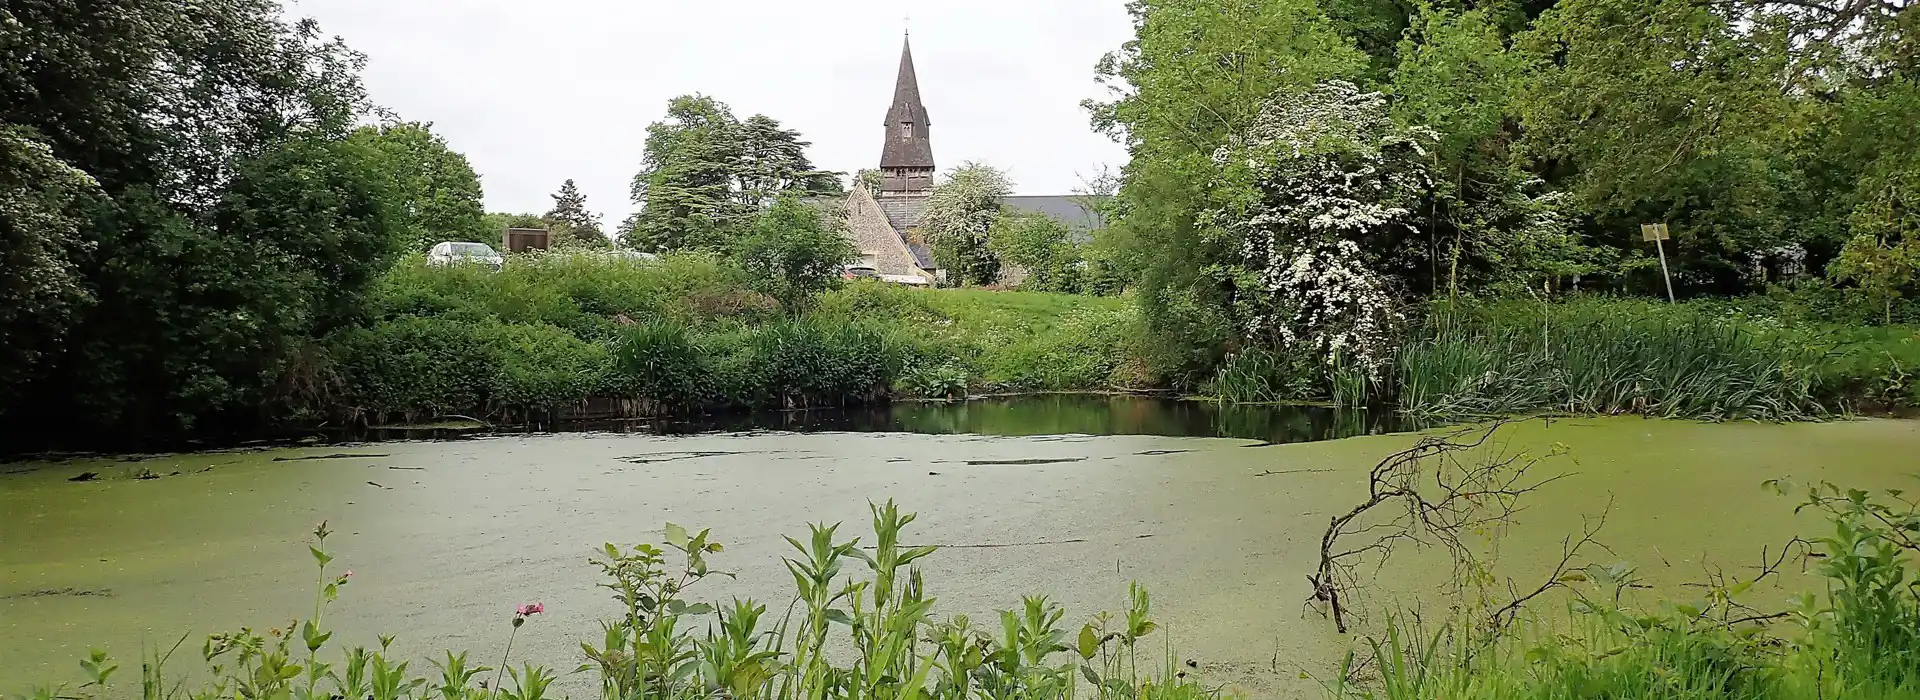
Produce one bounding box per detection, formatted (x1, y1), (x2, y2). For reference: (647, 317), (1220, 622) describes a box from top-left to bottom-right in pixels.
(511, 395), (1420, 444)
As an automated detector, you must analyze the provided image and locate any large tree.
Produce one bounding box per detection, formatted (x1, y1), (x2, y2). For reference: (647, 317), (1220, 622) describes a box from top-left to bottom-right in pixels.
(545, 179), (606, 247)
(620, 95), (841, 253)
(0, 0), (401, 438)
(1087, 0), (1368, 382)
(349, 121), (488, 251)
(0, 127), (98, 403)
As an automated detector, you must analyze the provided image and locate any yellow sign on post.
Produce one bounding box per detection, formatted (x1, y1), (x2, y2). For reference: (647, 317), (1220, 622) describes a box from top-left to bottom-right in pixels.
(1642, 223), (1675, 302)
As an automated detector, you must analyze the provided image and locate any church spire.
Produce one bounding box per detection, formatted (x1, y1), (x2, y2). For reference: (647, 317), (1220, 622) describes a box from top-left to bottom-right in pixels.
(879, 34), (935, 188)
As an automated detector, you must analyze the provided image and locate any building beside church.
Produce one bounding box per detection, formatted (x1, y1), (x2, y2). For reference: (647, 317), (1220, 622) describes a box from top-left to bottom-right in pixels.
(843, 35), (1105, 285)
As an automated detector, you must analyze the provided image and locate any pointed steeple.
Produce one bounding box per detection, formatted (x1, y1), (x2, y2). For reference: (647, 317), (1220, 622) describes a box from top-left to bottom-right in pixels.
(879, 34), (935, 178)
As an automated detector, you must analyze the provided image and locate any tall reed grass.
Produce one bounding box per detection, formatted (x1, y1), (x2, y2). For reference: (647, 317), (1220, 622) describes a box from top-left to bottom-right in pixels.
(1394, 299), (1824, 420)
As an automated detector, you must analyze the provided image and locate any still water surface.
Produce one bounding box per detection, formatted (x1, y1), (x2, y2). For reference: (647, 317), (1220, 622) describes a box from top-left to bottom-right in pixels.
(4, 397), (1918, 697)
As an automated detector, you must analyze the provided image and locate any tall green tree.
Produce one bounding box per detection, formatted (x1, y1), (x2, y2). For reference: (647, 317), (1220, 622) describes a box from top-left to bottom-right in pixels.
(623, 95), (743, 252)
(733, 195), (856, 312)
(0, 127), (98, 402)
(0, 0), (400, 438)
(734, 115), (842, 206)
(545, 179), (606, 247)
(1087, 0), (1368, 383)
(349, 121), (488, 250)
(1390, 5), (1603, 295)
(1831, 166), (1920, 323)
(921, 163), (1012, 287)
(621, 96), (840, 253)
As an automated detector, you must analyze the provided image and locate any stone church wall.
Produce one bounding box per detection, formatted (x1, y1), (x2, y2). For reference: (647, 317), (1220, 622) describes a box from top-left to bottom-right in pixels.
(842, 188), (928, 279)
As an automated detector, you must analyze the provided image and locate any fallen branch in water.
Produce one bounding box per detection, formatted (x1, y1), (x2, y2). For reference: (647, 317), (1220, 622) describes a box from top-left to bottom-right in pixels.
(1306, 419), (1578, 633)
(1490, 506), (1612, 634)
(1254, 468), (1334, 477)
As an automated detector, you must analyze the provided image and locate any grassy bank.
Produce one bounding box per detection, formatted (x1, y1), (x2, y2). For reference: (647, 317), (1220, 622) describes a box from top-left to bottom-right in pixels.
(313, 253), (1138, 425)
(1202, 297), (1920, 420)
(320, 251), (1915, 426)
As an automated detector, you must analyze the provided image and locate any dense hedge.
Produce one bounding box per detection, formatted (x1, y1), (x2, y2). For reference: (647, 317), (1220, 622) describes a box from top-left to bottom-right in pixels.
(315, 253), (1139, 424)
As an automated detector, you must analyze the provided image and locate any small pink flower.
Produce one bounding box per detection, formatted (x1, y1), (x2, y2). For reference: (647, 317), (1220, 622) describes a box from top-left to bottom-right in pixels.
(342, 569), (353, 579)
(515, 603), (544, 617)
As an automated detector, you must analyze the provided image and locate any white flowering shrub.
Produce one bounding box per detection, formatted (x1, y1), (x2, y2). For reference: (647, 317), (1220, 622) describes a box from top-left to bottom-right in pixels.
(1747, 244), (1809, 282)
(1201, 81), (1436, 374)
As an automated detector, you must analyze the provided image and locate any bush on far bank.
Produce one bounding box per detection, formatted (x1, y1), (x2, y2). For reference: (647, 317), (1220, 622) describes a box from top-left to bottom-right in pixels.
(320, 258), (1143, 423)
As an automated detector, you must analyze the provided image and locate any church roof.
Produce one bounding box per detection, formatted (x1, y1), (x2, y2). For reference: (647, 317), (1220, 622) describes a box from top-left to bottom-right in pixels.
(880, 36), (936, 170)
(1002, 195), (1109, 233)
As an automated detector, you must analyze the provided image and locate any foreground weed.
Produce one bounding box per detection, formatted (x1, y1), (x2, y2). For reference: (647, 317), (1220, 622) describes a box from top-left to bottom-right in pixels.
(26, 502), (1229, 700)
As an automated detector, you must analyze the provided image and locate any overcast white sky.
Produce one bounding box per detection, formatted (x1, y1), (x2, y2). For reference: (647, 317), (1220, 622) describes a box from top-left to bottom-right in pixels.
(283, 0), (1136, 222)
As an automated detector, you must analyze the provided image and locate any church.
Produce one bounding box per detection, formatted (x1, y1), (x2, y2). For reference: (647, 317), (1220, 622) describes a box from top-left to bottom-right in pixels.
(842, 36), (1105, 285)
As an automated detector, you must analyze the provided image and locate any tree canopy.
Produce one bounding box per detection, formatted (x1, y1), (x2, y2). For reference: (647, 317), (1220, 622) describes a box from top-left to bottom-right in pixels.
(620, 95), (843, 253)
(349, 121), (488, 251)
(922, 163), (1013, 287)
(1092, 0), (1920, 385)
(546, 179), (607, 247)
(0, 0), (402, 438)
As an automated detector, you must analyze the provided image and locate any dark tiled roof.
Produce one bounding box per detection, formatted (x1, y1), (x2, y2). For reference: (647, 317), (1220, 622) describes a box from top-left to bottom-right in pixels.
(877, 196), (928, 232)
(906, 242), (936, 270)
(1001, 195), (1109, 231)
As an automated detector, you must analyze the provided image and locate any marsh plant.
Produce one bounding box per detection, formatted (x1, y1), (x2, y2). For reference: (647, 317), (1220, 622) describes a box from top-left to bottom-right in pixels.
(1394, 299), (1826, 420)
(19, 503), (1221, 700)
(1328, 483), (1920, 699)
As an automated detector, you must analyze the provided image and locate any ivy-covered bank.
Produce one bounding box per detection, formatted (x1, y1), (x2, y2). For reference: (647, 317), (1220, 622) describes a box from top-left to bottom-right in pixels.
(310, 253), (1140, 426)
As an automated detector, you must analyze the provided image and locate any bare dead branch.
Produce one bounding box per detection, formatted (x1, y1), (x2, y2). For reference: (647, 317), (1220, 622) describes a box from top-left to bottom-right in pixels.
(1489, 506), (1611, 634)
(1304, 419), (1584, 633)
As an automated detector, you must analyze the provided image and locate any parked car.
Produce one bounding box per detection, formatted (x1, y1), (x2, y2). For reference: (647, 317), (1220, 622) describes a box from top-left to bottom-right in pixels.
(878, 274), (931, 286)
(428, 241), (504, 270)
(610, 249), (659, 262)
(843, 264), (879, 280)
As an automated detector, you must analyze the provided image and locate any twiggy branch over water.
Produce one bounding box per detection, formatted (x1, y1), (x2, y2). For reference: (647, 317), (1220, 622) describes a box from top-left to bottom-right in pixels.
(1306, 419), (1576, 633)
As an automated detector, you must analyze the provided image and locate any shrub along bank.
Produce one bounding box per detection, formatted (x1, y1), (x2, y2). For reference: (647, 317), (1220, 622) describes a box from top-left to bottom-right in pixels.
(315, 253), (1139, 425)
(1201, 297), (1920, 420)
(313, 251), (1916, 427)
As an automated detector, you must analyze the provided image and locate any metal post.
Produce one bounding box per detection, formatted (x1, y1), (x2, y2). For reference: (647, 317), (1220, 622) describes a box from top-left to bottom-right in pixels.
(1655, 238), (1675, 303)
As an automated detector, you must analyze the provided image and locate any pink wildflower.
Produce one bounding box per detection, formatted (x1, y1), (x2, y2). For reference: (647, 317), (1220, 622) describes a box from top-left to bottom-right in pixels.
(515, 603), (544, 617)
(342, 569), (353, 579)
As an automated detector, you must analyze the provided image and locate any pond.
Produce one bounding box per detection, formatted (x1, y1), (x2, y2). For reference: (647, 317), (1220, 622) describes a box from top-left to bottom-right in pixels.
(4, 397), (1918, 697)
(518, 394), (1418, 443)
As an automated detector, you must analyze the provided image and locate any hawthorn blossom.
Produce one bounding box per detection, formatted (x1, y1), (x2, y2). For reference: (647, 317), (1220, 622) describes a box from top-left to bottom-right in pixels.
(1202, 81), (1434, 374)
